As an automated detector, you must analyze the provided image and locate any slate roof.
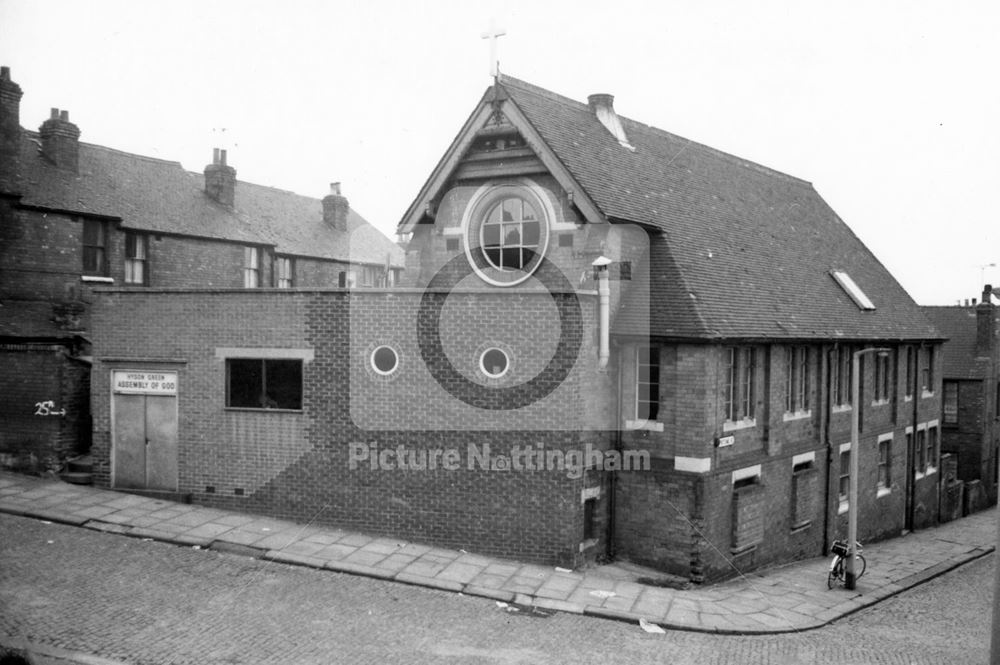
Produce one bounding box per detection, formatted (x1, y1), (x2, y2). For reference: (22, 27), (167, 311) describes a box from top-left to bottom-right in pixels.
(922, 306), (995, 380)
(494, 76), (941, 341)
(13, 132), (403, 267)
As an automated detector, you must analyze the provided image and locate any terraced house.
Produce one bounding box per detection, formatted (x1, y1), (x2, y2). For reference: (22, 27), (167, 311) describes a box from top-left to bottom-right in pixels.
(923, 286), (1000, 512)
(0, 67), (403, 475)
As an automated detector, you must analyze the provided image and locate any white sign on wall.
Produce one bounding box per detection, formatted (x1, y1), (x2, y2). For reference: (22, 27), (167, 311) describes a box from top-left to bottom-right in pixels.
(113, 371), (178, 395)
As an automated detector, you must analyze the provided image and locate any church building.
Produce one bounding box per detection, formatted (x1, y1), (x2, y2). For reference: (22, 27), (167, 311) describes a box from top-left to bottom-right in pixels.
(82, 73), (944, 582)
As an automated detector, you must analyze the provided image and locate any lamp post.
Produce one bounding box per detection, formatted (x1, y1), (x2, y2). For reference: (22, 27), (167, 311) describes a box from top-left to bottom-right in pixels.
(847, 346), (891, 590)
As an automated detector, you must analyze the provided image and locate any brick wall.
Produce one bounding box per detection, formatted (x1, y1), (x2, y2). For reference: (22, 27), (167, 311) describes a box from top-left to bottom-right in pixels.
(139, 234), (262, 288)
(613, 467), (697, 578)
(0, 210), (90, 302)
(90, 288), (610, 566)
(0, 344), (75, 471)
(941, 380), (986, 481)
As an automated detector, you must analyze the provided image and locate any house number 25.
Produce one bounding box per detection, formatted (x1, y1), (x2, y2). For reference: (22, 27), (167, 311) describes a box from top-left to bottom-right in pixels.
(34, 400), (66, 417)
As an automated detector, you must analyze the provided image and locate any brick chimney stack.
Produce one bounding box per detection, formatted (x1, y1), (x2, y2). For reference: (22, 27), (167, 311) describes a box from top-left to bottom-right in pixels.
(39, 107), (81, 172)
(204, 148), (236, 207)
(0, 66), (22, 190)
(976, 284), (995, 358)
(322, 182), (349, 232)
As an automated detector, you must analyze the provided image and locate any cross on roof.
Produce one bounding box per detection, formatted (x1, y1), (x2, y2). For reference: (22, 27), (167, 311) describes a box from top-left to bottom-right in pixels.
(481, 19), (506, 78)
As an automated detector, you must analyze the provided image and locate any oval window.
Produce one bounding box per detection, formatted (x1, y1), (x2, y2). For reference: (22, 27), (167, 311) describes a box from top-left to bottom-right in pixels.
(480, 196), (542, 272)
(463, 185), (550, 287)
(480, 347), (509, 378)
(371, 345), (399, 375)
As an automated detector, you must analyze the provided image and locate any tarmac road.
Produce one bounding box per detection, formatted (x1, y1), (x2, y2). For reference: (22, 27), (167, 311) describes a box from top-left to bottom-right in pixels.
(0, 513), (991, 664)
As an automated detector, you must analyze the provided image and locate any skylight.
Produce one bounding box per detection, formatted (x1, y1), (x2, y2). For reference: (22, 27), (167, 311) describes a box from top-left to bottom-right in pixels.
(831, 270), (876, 310)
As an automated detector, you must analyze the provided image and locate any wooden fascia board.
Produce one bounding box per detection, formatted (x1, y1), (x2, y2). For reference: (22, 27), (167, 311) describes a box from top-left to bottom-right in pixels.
(398, 88), (609, 233)
(498, 97), (607, 227)
(397, 97), (495, 234)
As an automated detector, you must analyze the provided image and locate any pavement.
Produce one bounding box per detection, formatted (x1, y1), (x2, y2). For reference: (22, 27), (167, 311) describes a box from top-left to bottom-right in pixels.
(1, 470), (995, 636)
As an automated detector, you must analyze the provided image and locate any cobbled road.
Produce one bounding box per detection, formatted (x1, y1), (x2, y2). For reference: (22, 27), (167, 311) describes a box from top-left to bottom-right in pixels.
(0, 513), (989, 664)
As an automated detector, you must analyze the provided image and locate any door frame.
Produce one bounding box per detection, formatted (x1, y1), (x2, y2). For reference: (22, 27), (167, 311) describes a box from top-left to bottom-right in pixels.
(110, 368), (180, 491)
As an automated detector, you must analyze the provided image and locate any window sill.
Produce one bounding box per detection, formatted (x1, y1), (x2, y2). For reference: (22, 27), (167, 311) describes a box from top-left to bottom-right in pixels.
(783, 410), (812, 423)
(925, 466), (937, 476)
(922, 390), (935, 399)
(730, 543), (758, 556)
(625, 420), (664, 432)
(722, 418), (756, 432)
(838, 500), (849, 515)
(831, 404), (852, 414)
(870, 399), (889, 407)
(790, 520), (812, 534)
(224, 407), (303, 414)
(81, 275), (114, 283)
(578, 538), (599, 553)
(877, 486), (892, 498)
(903, 395), (913, 403)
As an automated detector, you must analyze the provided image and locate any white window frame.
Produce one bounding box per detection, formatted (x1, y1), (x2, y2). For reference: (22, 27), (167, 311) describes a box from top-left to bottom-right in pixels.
(627, 346), (663, 431)
(243, 246), (260, 288)
(275, 256), (294, 288)
(838, 442), (851, 514)
(877, 432), (893, 497)
(124, 232), (148, 285)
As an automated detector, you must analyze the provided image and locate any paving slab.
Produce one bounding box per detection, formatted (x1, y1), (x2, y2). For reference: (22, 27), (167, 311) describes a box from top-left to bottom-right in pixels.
(0, 470), (995, 635)
(436, 561), (486, 585)
(373, 553), (416, 573)
(343, 548), (387, 567)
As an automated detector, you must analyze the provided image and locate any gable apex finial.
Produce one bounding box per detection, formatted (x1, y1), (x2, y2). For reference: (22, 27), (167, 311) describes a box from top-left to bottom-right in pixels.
(480, 19), (506, 80)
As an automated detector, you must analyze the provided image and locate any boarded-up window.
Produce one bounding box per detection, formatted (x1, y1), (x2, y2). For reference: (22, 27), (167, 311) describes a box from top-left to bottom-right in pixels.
(791, 462), (817, 528)
(731, 480), (764, 552)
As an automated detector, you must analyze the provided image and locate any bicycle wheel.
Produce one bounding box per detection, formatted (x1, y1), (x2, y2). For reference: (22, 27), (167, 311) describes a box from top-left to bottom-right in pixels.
(827, 559), (842, 589)
(856, 554), (867, 579)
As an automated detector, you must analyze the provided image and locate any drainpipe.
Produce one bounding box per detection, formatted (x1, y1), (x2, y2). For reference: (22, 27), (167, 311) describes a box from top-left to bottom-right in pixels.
(822, 345), (833, 554)
(592, 256), (615, 559)
(608, 346), (623, 560)
(593, 256), (612, 370)
(906, 345), (919, 532)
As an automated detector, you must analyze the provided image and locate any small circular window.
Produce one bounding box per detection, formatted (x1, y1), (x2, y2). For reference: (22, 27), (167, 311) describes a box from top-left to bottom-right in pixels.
(370, 345), (399, 375)
(480, 347), (510, 378)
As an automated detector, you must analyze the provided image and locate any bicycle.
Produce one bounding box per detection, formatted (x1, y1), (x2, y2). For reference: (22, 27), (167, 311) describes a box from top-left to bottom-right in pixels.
(827, 539), (866, 589)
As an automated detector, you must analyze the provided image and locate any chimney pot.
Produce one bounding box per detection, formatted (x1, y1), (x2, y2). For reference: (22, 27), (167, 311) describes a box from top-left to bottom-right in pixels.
(59, 110), (69, 122)
(220, 149), (227, 166)
(588, 93), (615, 111)
(0, 66), (9, 81)
(983, 284), (993, 303)
(330, 182), (341, 196)
(50, 107), (59, 119)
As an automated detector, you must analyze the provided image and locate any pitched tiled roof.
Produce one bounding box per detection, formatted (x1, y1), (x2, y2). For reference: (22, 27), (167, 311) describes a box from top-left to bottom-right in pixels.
(922, 306), (995, 379)
(14, 132), (402, 267)
(498, 77), (940, 341)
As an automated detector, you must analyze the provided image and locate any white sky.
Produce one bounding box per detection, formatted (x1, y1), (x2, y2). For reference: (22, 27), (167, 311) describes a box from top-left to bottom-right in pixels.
(1, 0), (997, 305)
